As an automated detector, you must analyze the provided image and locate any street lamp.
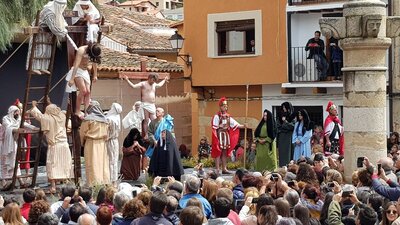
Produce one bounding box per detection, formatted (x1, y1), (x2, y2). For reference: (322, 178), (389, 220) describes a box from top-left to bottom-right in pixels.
(169, 31), (192, 66)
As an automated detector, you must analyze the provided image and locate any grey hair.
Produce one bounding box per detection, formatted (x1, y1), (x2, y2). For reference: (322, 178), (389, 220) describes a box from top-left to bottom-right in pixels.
(77, 214), (96, 225)
(38, 213), (59, 225)
(283, 189), (300, 207)
(185, 175), (201, 194)
(276, 217), (297, 225)
(113, 192), (130, 212)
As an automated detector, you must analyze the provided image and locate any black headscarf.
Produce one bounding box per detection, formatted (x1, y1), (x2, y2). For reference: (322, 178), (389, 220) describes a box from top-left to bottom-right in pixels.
(148, 130), (184, 180)
(278, 102), (295, 123)
(254, 109), (276, 139)
(295, 109), (312, 135)
(123, 128), (144, 148)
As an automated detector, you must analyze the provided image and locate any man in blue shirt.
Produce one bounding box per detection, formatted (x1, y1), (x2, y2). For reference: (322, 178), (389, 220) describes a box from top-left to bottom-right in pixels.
(179, 175), (212, 219)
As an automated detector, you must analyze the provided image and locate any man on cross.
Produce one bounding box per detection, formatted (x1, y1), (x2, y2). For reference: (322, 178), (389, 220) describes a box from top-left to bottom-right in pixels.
(123, 73), (169, 139)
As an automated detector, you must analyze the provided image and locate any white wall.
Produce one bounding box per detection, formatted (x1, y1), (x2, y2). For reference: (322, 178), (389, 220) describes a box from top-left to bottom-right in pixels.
(290, 13), (326, 48)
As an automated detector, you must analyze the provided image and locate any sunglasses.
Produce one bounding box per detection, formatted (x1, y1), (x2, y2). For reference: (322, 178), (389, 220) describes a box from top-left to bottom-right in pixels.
(386, 210), (398, 214)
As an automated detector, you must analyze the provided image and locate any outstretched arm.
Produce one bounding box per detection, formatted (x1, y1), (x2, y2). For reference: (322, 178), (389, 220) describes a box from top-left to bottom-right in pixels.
(155, 75), (169, 88)
(124, 75), (143, 89)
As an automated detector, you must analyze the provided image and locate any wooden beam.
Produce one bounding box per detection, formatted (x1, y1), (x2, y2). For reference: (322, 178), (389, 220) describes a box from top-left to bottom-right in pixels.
(313, 87), (327, 94)
(118, 71), (170, 80)
(281, 87), (296, 94)
(24, 25), (112, 35)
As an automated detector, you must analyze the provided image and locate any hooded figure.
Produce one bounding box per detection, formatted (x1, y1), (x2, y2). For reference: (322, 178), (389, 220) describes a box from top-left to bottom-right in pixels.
(122, 101), (144, 132)
(26, 0), (68, 74)
(254, 109), (277, 172)
(120, 128), (146, 181)
(148, 130), (184, 181)
(73, 0), (100, 43)
(30, 103), (72, 192)
(323, 101), (344, 156)
(105, 103), (122, 184)
(80, 101), (110, 186)
(292, 109), (313, 161)
(276, 102), (295, 167)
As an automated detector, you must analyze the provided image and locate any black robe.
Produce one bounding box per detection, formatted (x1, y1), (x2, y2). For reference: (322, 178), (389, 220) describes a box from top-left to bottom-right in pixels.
(148, 130), (184, 180)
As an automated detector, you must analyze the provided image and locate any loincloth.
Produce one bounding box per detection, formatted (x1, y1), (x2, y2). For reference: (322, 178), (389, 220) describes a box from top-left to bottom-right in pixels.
(142, 102), (156, 114)
(65, 67), (91, 93)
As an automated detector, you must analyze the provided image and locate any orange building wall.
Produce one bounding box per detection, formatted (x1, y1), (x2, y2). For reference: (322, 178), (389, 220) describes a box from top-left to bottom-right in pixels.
(183, 0), (287, 86)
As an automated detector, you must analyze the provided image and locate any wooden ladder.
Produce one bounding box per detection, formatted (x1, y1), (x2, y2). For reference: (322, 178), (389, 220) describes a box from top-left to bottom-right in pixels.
(6, 12), (57, 190)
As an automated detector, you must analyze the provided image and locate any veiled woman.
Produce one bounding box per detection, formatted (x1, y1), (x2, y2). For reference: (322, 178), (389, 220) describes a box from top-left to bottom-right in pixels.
(254, 109), (277, 172)
(120, 128), (146, 181)
(292, 109), (312, 161)
(149, 129), (184, 181)
(276, 102), (295, 166)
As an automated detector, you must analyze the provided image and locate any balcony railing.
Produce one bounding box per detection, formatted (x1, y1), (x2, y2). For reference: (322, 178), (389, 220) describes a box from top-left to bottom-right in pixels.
(289, 47), (319, 82)
(288, 0), (345, 6)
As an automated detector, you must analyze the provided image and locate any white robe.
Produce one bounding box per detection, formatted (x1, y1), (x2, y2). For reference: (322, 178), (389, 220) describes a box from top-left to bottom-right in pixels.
(106, 103), (122, 183)
(122, 108), (144, 132)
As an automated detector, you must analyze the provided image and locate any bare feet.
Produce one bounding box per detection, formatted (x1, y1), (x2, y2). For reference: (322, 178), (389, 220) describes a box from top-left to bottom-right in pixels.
(75, 112), (85, 119)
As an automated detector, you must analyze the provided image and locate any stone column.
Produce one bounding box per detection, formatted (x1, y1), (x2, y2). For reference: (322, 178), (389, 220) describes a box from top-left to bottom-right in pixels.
(320, 0), (393, 181)
(391, 0), (400, 132)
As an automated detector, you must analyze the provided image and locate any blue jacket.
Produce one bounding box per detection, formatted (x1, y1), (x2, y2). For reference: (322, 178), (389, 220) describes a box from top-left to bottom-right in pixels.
(233, 184), (244, 201)
(179, 193), (212, 219)
(112, 217), (133, 225)
(372, 178), (400, 201)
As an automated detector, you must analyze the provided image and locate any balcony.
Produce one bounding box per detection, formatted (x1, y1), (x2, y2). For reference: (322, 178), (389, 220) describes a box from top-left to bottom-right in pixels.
(289, 47), (319, 82)
(288, 0), (346, 6)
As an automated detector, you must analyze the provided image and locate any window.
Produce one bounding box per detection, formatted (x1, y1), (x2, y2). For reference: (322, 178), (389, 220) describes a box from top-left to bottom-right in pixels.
(207, 10), (262, 58)
(166, 2), (169, 9)
(216, 19), (255, 55)
(156, 2), (159, 6)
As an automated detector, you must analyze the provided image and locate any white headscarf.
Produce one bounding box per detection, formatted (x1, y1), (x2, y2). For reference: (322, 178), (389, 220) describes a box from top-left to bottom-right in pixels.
(73, 0), (100, 20)
(106, 103), (122, 131)
(43, 0), (68, 32)
(2, 106), (21, 155)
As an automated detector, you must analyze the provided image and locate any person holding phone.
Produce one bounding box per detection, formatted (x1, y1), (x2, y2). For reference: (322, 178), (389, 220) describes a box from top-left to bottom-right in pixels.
(368, 156), (400, 201)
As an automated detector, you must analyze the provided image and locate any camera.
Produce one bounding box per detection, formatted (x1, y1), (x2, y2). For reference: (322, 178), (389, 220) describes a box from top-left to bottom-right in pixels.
(357, 157), (365, 168)
(288, 181), (295, 187)
(327, 182), (335, 188)
(252, 198), (259, 204)
(160, 177), (169, 184)
(270, 173), (279, 181)
(377, 163), (382, 175)
(342, 190), (353, 198)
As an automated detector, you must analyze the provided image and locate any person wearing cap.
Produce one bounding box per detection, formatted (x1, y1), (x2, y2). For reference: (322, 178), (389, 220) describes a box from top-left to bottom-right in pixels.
(323, 101), (344, 156)
(72, 0), (101, 43)
(26, 0), (68, 75)
(211, 97), (244, 175)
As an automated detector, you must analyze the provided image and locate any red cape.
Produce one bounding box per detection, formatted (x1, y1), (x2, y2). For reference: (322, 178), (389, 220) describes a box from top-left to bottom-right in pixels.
(211, 113), (240, 158)
(323, 115), (344, 156)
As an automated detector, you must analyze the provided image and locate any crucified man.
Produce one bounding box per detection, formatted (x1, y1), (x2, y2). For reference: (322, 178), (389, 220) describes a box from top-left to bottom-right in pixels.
(123, 73), (169, 139)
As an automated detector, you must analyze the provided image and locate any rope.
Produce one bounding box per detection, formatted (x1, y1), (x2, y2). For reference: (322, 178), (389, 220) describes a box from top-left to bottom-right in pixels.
(0, 34), (32, 71)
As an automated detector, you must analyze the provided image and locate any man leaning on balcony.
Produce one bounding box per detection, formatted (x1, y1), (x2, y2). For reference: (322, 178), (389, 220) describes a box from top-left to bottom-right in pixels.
(305, 31), (329, 81)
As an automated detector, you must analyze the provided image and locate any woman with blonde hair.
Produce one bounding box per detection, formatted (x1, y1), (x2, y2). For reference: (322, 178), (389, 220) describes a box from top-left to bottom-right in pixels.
(238, 187), (260, 220)
(201, 180), (218, 207)
(3, 203), (24, 225)
(325, 169), (343, 184)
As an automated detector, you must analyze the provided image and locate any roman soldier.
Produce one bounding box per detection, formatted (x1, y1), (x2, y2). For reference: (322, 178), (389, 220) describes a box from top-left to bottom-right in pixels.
(211, 97), (243, 174)
(323, 101), (344, 156)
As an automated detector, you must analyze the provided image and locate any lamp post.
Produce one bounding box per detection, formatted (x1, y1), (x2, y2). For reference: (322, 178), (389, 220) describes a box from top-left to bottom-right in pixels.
(169, 31), (192, 66)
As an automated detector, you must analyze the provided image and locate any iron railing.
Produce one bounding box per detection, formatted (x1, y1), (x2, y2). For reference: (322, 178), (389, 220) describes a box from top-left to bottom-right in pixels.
(289, 47), (319, 82)
(288, 0), (346, 6)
